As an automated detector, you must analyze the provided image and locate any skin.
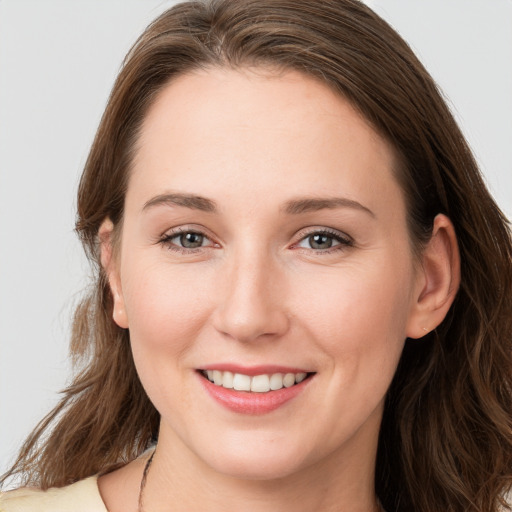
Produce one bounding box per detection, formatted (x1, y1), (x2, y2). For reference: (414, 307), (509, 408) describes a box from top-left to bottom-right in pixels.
(98, 67), (459, 512)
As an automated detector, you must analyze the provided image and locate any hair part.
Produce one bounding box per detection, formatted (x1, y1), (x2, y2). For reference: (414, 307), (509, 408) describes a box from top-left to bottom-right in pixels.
(3, 1), (511, 511)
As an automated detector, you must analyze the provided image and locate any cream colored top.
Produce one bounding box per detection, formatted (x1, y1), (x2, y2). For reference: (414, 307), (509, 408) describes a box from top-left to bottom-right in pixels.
(0, 476), (108, 512)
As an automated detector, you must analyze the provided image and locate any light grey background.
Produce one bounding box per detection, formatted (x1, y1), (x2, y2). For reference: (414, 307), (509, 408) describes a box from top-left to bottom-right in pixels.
(1, 0), (511, 482)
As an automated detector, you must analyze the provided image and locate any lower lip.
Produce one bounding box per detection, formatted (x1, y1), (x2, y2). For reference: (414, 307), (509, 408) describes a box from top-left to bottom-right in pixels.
(199, 373), (312, 415)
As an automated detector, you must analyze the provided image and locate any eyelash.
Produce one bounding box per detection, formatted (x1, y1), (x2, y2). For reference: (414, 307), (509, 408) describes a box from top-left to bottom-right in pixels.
(158, 227), (353, 255)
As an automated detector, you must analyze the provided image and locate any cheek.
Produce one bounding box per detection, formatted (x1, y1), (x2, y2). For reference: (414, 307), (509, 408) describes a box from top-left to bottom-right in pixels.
(304, 259), (411, 321)
(296, 262), (413, 443)
(119, 262), (220, 420)
(296, 258), (414, 378)
(120, 260), (215, 372)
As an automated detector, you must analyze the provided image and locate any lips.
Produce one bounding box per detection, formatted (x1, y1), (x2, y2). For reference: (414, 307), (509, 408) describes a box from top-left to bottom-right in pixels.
(197, 365), (314, 414)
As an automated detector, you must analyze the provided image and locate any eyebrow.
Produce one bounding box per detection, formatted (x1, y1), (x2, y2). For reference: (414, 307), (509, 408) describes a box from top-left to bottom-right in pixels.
(142, 193), (217, 213)
(142, 192), (374, 217)
(283, 197), (375, 217)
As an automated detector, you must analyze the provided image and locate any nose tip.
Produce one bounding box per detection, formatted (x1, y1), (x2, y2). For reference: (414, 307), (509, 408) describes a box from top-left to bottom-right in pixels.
(214, 304), (289, 343)
(212, 262), (289, 343)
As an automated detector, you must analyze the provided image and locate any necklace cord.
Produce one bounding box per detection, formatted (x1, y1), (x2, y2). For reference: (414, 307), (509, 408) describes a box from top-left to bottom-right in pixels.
(138, 450), (155, 512)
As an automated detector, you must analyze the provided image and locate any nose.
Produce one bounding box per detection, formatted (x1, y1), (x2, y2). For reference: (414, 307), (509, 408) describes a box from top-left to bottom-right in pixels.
(212, 249), (290, 343)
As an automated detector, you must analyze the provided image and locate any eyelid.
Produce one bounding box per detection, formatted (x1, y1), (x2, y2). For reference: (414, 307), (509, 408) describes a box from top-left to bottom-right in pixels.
(159, 224), (215, 240)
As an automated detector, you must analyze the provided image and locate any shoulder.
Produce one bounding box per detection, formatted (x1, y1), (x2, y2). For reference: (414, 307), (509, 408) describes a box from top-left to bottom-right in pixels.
(0, 476), (108, 512)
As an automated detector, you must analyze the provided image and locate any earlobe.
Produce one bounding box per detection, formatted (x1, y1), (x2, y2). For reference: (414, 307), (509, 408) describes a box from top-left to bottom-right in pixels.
(99, 218), (129, 329)
(406, 214), (460, 339)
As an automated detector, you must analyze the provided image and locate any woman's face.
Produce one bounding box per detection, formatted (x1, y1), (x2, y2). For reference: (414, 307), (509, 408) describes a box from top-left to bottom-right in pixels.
(108, 67), (425, 480)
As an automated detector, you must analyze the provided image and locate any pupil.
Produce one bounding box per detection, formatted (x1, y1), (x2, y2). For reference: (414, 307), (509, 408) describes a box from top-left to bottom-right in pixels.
(310, 234), (332, 249)
(180, 232), (203, 248)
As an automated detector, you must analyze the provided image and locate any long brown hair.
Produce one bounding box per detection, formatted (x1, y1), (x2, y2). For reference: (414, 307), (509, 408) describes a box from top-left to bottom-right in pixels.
(3, 1), (512, 510)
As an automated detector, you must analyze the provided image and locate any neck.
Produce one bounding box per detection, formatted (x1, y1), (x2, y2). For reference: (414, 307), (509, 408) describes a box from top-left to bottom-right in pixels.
(141, 421), (381, 512)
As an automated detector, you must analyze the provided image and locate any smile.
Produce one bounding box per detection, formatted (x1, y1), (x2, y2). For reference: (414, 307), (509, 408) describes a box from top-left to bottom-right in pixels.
(198, 367), (315, 414)
(201, 370), (309, 393)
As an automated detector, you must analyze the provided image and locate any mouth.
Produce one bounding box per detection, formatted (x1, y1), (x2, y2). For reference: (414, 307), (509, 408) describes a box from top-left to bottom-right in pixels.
(198, 368), (314, 414)
(199, 369), (313, 393)
(197, 364), (316, 414)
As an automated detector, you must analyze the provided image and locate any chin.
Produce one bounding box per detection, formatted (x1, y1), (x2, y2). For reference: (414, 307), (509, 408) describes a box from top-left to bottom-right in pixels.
(198, 440), (313, 481)
(212, 457), (306, 481)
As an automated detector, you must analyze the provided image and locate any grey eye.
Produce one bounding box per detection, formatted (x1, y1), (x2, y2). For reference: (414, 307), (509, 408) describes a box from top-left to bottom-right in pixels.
(298, 233), (342, 250)
(178, 232), (205, 248)
(308, 233), (334, 250)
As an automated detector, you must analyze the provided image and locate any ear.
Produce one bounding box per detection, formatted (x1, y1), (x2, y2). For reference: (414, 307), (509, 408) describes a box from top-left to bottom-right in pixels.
(99, 218), (129, 329)
(406, 214), (460, 339)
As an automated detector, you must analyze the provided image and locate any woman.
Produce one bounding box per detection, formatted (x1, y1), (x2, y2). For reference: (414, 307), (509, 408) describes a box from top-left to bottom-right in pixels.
(1, 0), (511, 511)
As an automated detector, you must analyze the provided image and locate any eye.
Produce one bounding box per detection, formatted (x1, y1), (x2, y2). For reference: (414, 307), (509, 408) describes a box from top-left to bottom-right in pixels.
(174, 231), (207, 249)
(302, 233), (338, 250)
(295, 229), (352, 252)
(159, 228), (216, 252)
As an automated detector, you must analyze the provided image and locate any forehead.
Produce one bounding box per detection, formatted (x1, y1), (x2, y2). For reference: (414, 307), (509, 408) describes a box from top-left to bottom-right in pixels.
(129, 66), (403, 218)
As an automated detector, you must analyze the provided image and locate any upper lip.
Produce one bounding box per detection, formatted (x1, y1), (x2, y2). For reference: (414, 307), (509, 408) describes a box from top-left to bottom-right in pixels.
(199, 364), (313, 376)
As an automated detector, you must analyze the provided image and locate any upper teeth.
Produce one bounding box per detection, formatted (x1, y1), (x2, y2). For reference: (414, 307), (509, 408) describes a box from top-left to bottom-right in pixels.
(204, 370), (308, 393)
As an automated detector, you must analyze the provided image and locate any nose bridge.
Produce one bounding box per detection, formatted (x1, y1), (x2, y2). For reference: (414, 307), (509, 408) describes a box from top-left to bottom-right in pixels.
(213, 241), (288, 343)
